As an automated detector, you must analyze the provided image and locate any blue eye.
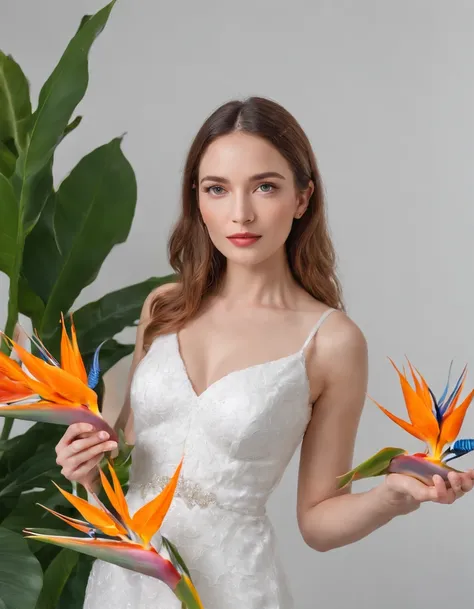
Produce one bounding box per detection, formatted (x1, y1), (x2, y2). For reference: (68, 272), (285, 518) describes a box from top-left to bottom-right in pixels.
(258, 183), (276, 193)
(206, 186), (226, 195)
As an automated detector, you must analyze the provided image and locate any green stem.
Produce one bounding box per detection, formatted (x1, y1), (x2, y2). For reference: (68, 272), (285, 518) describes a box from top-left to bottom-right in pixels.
(0, 297), (17, 355)
(0, 301), (18, 440)
(0, 419), (13, 441)
(1, 243), (23, 440)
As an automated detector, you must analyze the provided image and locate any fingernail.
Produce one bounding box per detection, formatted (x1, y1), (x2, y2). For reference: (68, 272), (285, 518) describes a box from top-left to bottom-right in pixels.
(99, 431), (109, 440)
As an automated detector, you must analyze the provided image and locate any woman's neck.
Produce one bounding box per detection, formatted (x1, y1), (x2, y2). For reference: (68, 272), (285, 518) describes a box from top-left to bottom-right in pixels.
(216, 249), (300, 308)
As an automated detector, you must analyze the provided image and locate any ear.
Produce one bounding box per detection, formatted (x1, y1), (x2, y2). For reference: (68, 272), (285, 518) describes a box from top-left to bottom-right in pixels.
(294, 180), (314, 219)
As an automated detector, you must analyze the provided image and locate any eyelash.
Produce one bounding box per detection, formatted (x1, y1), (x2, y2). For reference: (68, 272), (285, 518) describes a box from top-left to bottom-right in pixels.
(204, 183), (278, 195)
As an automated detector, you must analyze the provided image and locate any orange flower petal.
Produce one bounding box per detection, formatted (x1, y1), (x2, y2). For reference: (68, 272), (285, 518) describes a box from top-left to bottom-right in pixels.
(69, 314), (88, 385)
(407, 360), (432, 410)
(0, 350), (30, 384)
(0, 376), (35, 402)
(0, 349), (60, 402)
(437, 388), (474, 451)
(60, 313), (75, 376)
(99, 466), (132, 529)
(108, 462), (132, 526)
(369, 395), (431, 444)
(60, 314), (88, 385)
(53, 482), (127, 538)
(388, 358), (439, 443)
(132, 459), (183, 546)
(5, 337), (98, 411)
(37, 503), (96, 536)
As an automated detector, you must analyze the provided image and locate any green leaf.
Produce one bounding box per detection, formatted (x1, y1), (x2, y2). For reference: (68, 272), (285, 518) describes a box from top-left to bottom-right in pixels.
(0, 445), (60, 501)
(114, 429), (134, 468)
(0, 526), (43, 609)
(0, 52), (32, 151)
(13, 2), (114, 185)
(2, 159), (52, 352)
(162, 536), (192, 579)
(0, 141), (16, 178)
(9, 3), (115, 239)
(73, 275), (176, 353)
(336, 447), (406, 489)
(38, 137), (137, 342)
(0, 174), (18, 278)
(61, 116), (82, 140)
(1, 488), (60, 534)
(1, 3), (117, 356)
(57, 554), (94, 609)
(35, 549), (78, 609)
(17, 276), (46, 329)
(21, 192), (59, 305)
(0, 423), (63, 481)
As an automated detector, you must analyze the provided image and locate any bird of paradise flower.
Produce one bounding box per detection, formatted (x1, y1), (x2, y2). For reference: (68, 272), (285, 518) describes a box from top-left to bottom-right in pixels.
(337, 359), (474, 489)
(24, 459), (204, 609)
(0, 315), (117, 441)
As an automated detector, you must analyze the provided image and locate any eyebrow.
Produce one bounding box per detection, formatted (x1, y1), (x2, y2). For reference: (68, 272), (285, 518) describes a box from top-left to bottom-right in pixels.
(200, 171), (286, 184)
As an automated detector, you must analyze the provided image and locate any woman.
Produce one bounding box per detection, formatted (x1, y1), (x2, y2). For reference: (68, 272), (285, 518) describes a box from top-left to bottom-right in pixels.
(55, 97), (474, 609)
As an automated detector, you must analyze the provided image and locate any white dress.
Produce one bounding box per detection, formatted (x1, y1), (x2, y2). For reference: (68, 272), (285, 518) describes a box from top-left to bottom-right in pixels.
(83, 309), (335, 609)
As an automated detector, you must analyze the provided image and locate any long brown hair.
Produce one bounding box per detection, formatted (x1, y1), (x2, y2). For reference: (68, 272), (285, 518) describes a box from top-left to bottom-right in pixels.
(144, 96), (344, 346)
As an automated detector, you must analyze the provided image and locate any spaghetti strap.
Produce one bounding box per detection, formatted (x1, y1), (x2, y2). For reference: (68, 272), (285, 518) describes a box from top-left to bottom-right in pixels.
(301, 308), (336, 351)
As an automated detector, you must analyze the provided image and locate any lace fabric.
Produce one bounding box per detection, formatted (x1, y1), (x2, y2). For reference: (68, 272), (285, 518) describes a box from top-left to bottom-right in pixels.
(84, 310), (335, 609)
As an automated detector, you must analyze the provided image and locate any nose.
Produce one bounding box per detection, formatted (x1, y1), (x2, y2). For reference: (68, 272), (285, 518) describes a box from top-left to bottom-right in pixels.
(231, 190), (255, 224)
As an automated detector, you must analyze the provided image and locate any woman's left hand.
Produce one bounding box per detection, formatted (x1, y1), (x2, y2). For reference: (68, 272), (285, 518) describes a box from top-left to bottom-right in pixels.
(380, 469), (474, 513)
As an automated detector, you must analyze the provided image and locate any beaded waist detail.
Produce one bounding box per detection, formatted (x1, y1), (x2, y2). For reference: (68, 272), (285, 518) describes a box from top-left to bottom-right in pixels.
(128, 475), (265, 517)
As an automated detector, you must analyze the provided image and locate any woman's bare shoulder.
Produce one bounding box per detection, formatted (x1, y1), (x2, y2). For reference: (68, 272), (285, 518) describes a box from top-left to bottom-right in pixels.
(310, 310), (368, 380)
(320, 309), (366, 348)
(305, 308), (367, 395)
(142, 280), (179, 318)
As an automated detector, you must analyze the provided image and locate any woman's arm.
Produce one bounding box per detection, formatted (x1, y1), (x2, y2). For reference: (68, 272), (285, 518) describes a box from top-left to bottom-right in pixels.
(296, 314), (473, 552)
(113, 291), (153, 444)
(114, 282), (176, 443)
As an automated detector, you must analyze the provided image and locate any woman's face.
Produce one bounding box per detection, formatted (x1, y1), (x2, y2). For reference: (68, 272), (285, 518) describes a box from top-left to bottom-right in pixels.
(197, 132), (313, 267)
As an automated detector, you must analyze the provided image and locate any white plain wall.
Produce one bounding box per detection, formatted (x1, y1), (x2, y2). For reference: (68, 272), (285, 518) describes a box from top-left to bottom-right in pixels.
(1, 1), (474, 607)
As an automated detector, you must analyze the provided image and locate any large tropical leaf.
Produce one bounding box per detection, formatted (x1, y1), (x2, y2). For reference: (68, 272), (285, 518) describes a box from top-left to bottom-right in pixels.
(0, 526), (43, 609)
(73, 275), (176, 353)
(12, 1), (115, 228)
(24, 137), (137, 344)
(56, 554), (95, 609)
(0, 175), (17, 278)
(35, 548), (79, 609)
(0, 424), (64, 523)
(1, 1), (115, 346)
(17, 276), (46, 329)
(0, 141), (17, 178)
(0, 423), (63, 481)
(0, 51), (31, 151)
(21, 192), (59, 306)
(1, 487), (62, 535)
(0, 446), (60, 502)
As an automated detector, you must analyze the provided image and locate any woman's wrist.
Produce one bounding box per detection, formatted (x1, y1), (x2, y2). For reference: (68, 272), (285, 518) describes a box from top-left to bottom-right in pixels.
(368, 477), (421, 518)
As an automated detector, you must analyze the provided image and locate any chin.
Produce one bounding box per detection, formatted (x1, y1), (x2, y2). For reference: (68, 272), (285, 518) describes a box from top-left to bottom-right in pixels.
(219, 244), (282, 267)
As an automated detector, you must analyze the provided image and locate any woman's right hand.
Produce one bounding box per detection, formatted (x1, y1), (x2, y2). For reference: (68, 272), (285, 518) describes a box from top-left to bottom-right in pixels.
(55, 422), (118, 487)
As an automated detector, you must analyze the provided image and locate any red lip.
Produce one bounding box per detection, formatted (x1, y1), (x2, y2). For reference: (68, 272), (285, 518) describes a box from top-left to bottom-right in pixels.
(226, 233), (261, 248)
(227, 232), (261, 238)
